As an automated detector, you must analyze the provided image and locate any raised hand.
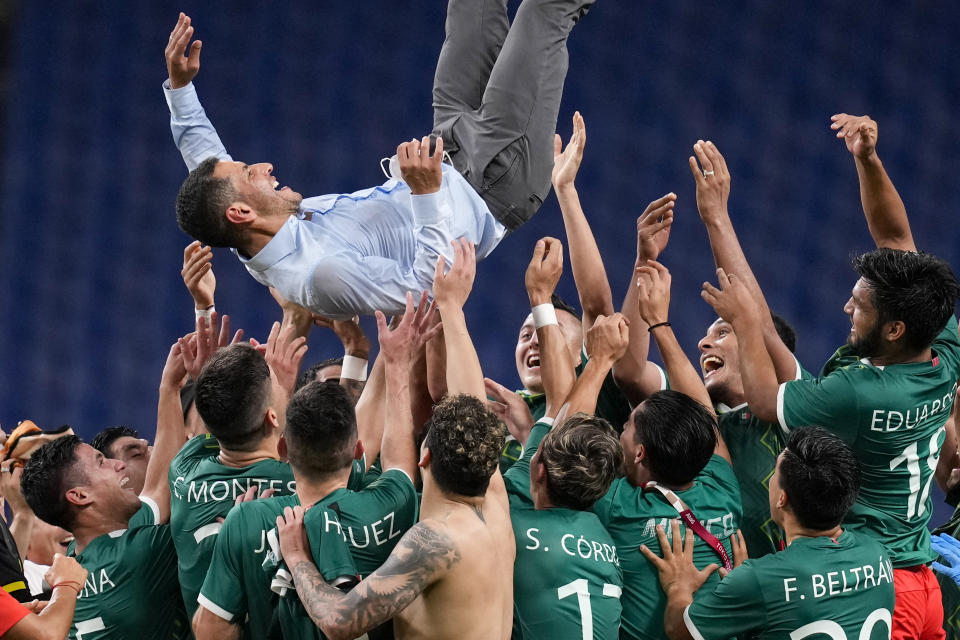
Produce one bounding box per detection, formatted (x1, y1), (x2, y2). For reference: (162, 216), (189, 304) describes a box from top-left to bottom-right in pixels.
(700, 268), (760, 327)
(0, 461), (31, 518)
(376, 291), (442, 366)
(181, 241), (216, 310)
(830, 113), (878, 160)
(313, 315), (372, 360)
(585, 313), (630, 365)
(264, 321), (308, 395)
(45, 553), (88, 595)
(688, 140), (731, 223)
(551, 111), (586, 189)
(635, 260), (672, 327)
(161, 338), (190, 390)
(276, 505), (311, 565)
(179, 312), (243, 380)
(525, 237), (564, 306)
(636, 194), (675, 262)
(484, 378), (535, 445)
(640, 520), (719, 595)
(398, 136), (444, 195)
(165, 13), (202, 90)
(433, 238), (476, 310)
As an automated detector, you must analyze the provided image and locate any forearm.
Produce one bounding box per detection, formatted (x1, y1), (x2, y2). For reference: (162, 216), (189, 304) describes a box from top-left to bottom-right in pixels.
(732, 318), (780, 422)
(282, 305), (315, 341)
(381, 360), (418, 477)
(537, 323), (576, 417)
(9, 512), (33, 561)
(289, 559), (379, 640)
(652, 327), (712, 411)
(440, 307), (485, 400)
(561, 358), (613, 416)
(425, 330), (448, 402)
(355, 356), (385, 470)
(192, 607), (242, 640)
(663, 589), (696, 640)
(142, 384), (186, 522)
(854, 153), (914, 250)
(614, 264), (664, 403)
(32, 587), (81, 639)
(556, 185), (614, 322)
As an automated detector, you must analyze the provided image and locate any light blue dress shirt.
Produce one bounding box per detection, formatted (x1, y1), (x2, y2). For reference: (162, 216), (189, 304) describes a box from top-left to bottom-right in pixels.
(165, 81), (507, 318)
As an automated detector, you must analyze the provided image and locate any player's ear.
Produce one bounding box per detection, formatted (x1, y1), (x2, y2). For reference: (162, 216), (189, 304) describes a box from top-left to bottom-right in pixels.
(634, 443), (646, 465)
(263, 407), (279, 432)
(883, 320), (906, 344)
(65, 486), (92, 507)
(418, 447), (431, 469)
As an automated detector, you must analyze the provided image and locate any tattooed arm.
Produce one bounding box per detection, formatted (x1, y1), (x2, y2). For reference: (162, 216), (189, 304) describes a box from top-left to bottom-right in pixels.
(278, 506), (458, 640)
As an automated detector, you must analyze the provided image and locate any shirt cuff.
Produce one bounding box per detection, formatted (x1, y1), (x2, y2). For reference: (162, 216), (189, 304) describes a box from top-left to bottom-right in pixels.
(163, 79), (200, 116)
(410, 186), (453, 226)
(683, 604), (708, 640)
(776, 382), (790, 434)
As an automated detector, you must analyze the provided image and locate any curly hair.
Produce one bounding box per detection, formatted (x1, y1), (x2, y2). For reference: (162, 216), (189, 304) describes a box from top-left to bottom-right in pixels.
(539, 413), (622, 510)
(424, 395), (506, 497)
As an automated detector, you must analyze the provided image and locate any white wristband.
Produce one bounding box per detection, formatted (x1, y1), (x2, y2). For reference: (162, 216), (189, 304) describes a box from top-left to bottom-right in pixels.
(341, 355), (368, 382)
(531, 303), (558, 329)
(195, 306), (215, 321)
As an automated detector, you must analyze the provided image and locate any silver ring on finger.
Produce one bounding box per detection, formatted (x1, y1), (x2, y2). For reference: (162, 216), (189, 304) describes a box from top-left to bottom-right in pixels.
(703, 170), (715, 177)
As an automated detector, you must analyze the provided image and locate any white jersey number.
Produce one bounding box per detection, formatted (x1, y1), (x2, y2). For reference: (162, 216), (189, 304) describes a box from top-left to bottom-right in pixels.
(888, 427), (944, 519)
(557, 578), (622, 640)
(790, 607), (891, 640)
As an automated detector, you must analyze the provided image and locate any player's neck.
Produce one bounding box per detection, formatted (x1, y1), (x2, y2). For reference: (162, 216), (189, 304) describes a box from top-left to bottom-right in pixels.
(217, 445), (280, 468)
(784, 521), (843, 546)
(72, 511), (135, 553)
(420, 483), (484, 519)
(294, 469), (350, 508)
(868, 345), (932, 367)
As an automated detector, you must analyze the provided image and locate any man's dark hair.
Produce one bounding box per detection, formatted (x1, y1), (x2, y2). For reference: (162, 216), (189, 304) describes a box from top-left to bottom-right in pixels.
(285, 381), (357, 479)
(295, 357), (344, 391)
(780, 427), (861, 530)
(424, 395), (505, 497)
(632, 390), (717, 486)
(770, 312), (797, 353)
(551, 293), (581, 321)
(176, 157), (243, 248)
(21, 435), (85, 531)
(853, 248), (960, 354)
(195, 344), (272, 451)
(539, 414), (622, 510)
(90, 426), (139, 458)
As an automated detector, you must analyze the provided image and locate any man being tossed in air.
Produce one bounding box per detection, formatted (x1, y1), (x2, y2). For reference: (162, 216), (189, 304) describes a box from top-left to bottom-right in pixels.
(164, 0), (596, 318)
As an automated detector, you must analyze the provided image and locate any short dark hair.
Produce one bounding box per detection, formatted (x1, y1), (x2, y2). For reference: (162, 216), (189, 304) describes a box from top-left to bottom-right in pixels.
(285, 381), (357, 479)
(780, 427), (861, 530)
(770, 312), (797, 353)
(853, 248), (960, 353)
(539, 414), (622, 510)
(551, 293), (581, 321)
(21, 435), (85, 530)
(91, 426), (139, 458)
(632, 390), (717, 486)
(424, 395), (505, 497)
(195, 344), (272, 451)
(175, 156), (243, 248)
(295, 357), (344, 391)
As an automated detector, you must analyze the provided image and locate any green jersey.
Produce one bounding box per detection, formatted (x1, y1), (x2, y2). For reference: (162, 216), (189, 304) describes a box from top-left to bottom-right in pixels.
(68, 500), (190, 640)
(592, 455), (742, 640)
(198, 495), (356, 639)
(686, 530), (895, 639)
(169, 434), (297, 617)
(275, 468), (419, 639)
(778, 317), (960, 567)
(505, 421), (623, 640)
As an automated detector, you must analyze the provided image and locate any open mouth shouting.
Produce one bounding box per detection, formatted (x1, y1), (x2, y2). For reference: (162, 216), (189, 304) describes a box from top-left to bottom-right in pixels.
(701, 354), (725, 378)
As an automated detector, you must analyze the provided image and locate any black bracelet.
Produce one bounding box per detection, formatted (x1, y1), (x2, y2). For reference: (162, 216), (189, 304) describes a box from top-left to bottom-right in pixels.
(647, 321), (671, 333)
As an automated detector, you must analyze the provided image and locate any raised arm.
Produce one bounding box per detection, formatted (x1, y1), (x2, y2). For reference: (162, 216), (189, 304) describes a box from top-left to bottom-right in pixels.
(690, 141), (798, 384)
(4, 554), (87, 640)
(831, 113), (915, 251)
(525, 238), (576, 417)
(181, 241), (216, 316)
(559, 314), (629, 418)
(701, 269), (779, 423)
(140, 338), (191, 523)
(376, 292), (441, 480)
(613, 194), (676, 404)
(278, 506), (458, 640)
(354, 356), (386, 471)
(433, 239), (485, 400)
(637, 261), (730, 462)
(552, 112), (614, 331)
(0, 462), (33, 561)
(164, 13), (232, 170)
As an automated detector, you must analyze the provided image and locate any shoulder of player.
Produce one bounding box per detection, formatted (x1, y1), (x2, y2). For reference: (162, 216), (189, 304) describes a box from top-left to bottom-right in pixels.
(384, 519), (463, 576)
(223, 494), (300, 526)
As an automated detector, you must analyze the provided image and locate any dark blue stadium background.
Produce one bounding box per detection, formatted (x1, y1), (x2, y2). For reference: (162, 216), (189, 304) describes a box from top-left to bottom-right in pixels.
(1, 2), (958, 524)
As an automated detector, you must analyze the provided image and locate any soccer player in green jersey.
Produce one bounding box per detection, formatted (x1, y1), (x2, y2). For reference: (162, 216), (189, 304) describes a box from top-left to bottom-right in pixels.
(701, 113), (960, 639)
(645, 427), (895, 640)
(21, 339), (193, 640)
(277, 239), (515, 640)
(169, 313), (307, 619)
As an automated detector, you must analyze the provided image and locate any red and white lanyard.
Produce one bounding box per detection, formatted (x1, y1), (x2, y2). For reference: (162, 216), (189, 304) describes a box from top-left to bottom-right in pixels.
(643, 481), (733, 571)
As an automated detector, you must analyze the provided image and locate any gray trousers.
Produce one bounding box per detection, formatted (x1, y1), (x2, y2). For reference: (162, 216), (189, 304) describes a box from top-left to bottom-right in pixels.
(432, 0), (595, 231)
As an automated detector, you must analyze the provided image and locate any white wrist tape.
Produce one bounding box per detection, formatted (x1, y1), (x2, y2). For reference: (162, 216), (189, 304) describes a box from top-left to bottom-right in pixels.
(341, 355), (368, 382)
(195, 306), (215, 321)
(531, 303), (558, 329)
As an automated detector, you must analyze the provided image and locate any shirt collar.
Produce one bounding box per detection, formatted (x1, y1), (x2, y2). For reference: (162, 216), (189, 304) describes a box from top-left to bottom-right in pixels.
(715, 401), (748, 414)
(240, 216), (300, 273)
